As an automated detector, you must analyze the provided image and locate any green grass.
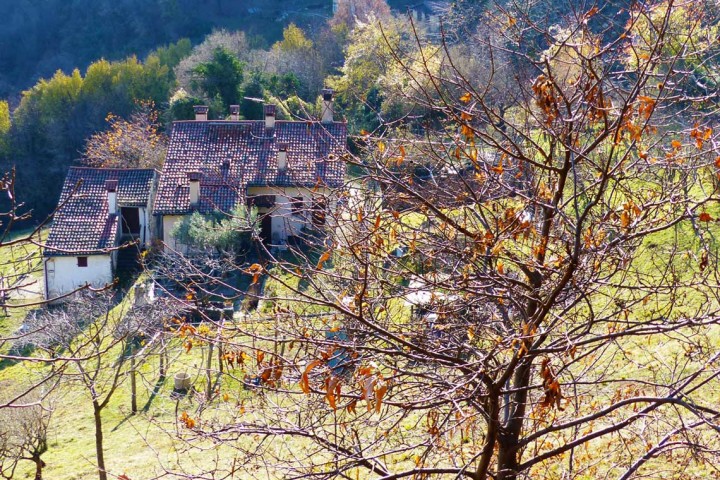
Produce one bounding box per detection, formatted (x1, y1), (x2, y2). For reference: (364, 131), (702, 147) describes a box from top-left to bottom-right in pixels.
(2, 188), (720, 480)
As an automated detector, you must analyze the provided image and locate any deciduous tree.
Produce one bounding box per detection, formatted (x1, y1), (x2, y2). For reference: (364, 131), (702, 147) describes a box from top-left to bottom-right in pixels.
(159, 2), (720, 479)
(82, 101), (167, 169)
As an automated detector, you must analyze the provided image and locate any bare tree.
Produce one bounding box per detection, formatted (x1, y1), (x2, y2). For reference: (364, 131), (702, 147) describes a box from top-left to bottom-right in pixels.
(0, 388), (52, 480)
(26, 292), (142, 480)
(81, 101), (167, 169)
(149, 1), (720, 479)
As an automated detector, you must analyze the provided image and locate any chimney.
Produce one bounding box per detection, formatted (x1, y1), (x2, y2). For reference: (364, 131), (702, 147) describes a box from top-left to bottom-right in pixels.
(105, 180), (118, 216)
(229, 105), (240, 121)
(188, 171), (201, 207)
(264, 104), (276, 130)
(321, 88), (334, 124)
(193, 105), (209, 121)
(278, 143), (288, 171)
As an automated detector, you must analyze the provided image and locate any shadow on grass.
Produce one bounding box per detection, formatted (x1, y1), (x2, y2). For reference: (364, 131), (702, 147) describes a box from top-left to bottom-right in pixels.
(141, 374), (168, 413)
(0, 307), (41, 372)
(0, 347), (33, 371)
(111, 374), (168, 432)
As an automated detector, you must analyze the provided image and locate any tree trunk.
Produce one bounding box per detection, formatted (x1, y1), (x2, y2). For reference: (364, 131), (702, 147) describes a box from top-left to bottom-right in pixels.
(93, 402), (107, 480)
(206, 342), (214, 401)
(130, 357), (137, 414)
(33, 455), (45, 480)
(218, 342), (224, 373)
(496, 358), (533, 480)
(159, 349), (166, 380)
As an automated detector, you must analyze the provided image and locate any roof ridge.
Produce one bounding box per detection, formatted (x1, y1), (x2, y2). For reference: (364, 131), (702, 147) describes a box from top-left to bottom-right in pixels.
(172, 120), (348, 126)
(68, 166), (158, 173)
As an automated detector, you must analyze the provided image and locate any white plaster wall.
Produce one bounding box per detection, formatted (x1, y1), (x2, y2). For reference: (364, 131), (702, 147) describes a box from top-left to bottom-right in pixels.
(120, 207), (150, 246)
(162, 215), (188, 253)
(44, 255), (113, 299)
(161, 186), (339, 252)
(146, 173), (159, 242)
(248, 186), (335, 248)
(139, 207), (148, 245)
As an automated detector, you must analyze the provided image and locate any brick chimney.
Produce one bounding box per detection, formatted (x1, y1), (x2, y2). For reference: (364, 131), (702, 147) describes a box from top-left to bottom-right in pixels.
(278, 143), (288, 171)
(105, 180), (118, 216)
(187, 171), (201, 207)
(193, 105), (209, 121)
(229, 105), (240, 121)
(321, 89), (334, 124)
(264, 104), (276, 130)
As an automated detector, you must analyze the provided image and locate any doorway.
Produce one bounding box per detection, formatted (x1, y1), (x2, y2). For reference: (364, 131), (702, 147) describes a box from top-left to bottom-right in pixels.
(121, 207), (141, 235)
(260, 215), (273, 244)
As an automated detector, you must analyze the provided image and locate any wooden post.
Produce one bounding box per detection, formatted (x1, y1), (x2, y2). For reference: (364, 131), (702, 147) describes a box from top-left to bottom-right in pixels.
(206, 342), (214, 402)
(159, 338), (167, 381)
(130, 356), (137, 414)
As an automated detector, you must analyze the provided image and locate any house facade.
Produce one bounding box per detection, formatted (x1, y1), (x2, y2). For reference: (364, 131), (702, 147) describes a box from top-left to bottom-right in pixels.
(153, 91), (347, 251)
(43, 167), (157, 299)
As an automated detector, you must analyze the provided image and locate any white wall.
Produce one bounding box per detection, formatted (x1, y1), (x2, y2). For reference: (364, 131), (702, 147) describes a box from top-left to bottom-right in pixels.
(139, 207), (148, 245)
(119, 207), (150, 246)
(162, 214), (188, 253)
(248, 186), (335, 248)
(44, 255), (113, 299)
(161, 186), (338, 252)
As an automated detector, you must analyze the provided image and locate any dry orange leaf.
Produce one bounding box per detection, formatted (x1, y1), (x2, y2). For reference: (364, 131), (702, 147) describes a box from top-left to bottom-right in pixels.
(326, 376), (341, 410)
(374, 380), (388, 413)
(317, 250), (332, 269)
(492, 158), (504, 175)
(299, 360), (322, 394)
(699, 212), (713, 222)
(180, 412), (195, 429)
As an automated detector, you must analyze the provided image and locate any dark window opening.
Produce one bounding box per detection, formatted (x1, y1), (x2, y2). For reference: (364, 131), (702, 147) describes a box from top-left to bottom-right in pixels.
(312, 197), (327, 227)
(260, 215), (273, 244)
(121, 207), (141, 235)
(77, 257), (88, 267)
(291, 196), (304, 215)
(248, 195), (275, 208)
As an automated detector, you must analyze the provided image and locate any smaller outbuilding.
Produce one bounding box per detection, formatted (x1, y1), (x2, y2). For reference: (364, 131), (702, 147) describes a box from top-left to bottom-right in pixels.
(43, 167), (158, 300)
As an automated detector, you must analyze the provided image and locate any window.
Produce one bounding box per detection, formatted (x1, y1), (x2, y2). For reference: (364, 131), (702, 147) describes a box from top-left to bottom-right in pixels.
(291, 196), (304, 216)
(312, 197), (327, 227)
(247, 195), (275, 208)
(77, 256), (88, 267)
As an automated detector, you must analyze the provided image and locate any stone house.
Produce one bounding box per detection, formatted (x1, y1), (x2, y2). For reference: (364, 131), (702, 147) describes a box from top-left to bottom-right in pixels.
(153, 90), (347, 252)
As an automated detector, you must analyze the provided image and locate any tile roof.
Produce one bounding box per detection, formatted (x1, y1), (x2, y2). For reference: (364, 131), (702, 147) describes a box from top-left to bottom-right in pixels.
(153, 120), (347, 215)
(44, 167), (157, 256)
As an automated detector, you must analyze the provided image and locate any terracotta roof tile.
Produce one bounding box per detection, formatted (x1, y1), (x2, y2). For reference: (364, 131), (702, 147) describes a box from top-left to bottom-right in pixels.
(153, 120), (347, 215)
